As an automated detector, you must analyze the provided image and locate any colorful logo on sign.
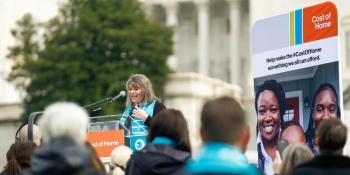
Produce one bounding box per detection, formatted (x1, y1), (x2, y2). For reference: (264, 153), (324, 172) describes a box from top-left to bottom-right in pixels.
(289, 2), (338, 46)
(251, 1), (339, 78)
(135, 139), (145, 150)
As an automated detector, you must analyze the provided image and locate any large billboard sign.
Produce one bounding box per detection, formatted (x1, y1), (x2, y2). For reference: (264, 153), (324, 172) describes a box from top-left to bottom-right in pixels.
(252, 2), (342, 175)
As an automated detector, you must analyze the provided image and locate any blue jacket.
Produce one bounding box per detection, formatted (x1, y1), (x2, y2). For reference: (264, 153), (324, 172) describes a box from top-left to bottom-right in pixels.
(186, 142), (259, 175)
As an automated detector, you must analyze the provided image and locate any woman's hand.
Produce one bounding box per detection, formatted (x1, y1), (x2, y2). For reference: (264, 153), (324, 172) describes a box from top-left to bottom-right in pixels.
(132, 106), (148, 121)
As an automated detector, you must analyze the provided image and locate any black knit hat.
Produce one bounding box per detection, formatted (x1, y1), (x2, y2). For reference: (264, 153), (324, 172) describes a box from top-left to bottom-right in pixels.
(255, 79), (286, 122)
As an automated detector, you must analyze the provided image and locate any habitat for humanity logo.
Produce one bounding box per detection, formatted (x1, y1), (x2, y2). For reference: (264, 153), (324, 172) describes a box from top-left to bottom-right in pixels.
(135, 139), (145, 150)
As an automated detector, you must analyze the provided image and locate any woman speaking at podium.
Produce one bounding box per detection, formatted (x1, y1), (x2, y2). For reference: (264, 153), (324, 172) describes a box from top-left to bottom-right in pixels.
(120, 74), (166, 134)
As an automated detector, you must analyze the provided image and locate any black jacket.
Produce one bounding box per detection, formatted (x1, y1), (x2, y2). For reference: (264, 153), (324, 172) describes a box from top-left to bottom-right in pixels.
(20, 138), (103, 175)
(125, 143), (191, 175)
(144, 100), (166, 127)
(293, 154), (350, 175)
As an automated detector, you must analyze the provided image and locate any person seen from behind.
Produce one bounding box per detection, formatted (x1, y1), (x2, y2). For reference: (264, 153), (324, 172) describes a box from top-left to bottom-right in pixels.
(17, 124), (42, 146)
(0, 141), (37, 175)
(186, 97), (259, 175)
(293, 118), (350, 175)
(281, 122), (306, 145)
(273, 144), (313, 175)
(125, 109), (191, 175)
(20, 102), (104, 175)
(110, 145), (132, 175)
(85, 142), (106, 174)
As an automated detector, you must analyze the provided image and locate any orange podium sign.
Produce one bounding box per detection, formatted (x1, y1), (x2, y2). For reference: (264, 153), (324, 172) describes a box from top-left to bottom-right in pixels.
(86, 130), (124, 159)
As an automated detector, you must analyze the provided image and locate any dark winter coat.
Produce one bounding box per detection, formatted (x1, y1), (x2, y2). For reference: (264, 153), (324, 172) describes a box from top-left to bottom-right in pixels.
(125, 143), (191, 175)
(20, 137), (103, 175)
(293, 154), (350, 175)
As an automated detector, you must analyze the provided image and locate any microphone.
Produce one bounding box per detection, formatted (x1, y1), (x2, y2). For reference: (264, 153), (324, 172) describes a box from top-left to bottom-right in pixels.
(84, 91), (126, 110)
(108, 91), (126, 103)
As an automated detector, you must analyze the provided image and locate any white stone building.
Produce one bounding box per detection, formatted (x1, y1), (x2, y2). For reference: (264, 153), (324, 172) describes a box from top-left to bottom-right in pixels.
(141, 0), (252, 152)
(1, 0), (350, 165)
(0, 0), (61, 166)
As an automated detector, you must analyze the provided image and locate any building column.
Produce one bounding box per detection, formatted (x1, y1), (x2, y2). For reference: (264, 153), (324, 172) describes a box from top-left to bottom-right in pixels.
(227, 0), (241, 85)
(140, 0), (153, 17)
(162, 1), (178, 70)
(195, 0), (209, 75)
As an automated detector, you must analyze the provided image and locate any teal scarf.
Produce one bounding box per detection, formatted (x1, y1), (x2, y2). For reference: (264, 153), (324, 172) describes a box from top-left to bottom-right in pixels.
(120, 99), (156, 135)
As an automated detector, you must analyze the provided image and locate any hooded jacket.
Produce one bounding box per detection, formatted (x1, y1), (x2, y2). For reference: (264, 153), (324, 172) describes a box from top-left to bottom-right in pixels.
(20, 137), (102, 175)
(125, 143), (191, 175)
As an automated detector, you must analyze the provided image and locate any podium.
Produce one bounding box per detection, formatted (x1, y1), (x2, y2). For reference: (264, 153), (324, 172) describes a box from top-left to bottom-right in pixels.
(88, 115), (121, 132)
(119, 114), (148, 151)
(87, 115), (124, 163)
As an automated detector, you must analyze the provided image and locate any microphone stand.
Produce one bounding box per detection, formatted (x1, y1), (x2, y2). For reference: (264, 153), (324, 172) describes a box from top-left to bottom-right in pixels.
(83, 97), (113, 112)
(27, 111), (43, 141)
(83, 93), (125, 112)
(25, 94), (124, 141)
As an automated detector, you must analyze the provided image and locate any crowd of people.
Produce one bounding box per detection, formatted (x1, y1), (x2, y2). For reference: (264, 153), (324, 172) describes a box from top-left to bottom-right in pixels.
(1, 74), (349, 175)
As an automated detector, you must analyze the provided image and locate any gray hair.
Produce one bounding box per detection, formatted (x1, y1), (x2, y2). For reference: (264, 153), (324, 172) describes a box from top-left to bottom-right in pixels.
(317, 118), (347, 154)
(280, 144), (314, 175)
(125, 74), (156, 107)
(38, 102), (89, 144)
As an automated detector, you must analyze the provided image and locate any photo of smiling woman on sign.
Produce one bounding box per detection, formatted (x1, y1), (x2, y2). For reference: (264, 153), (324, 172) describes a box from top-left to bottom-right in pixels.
(305, 83), (341, 153)
(255, 79), (286, 175)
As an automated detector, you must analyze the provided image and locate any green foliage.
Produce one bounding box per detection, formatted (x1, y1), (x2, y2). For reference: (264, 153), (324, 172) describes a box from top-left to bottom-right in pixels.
(8, 0), (173, 121)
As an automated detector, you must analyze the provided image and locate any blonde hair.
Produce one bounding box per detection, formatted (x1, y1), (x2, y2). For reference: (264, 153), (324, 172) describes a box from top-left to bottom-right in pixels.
(112, 168), (125, 175)
(110, 145), (133, 175)
(280, 144), (314, 175)
(125, 74), (156, 107)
